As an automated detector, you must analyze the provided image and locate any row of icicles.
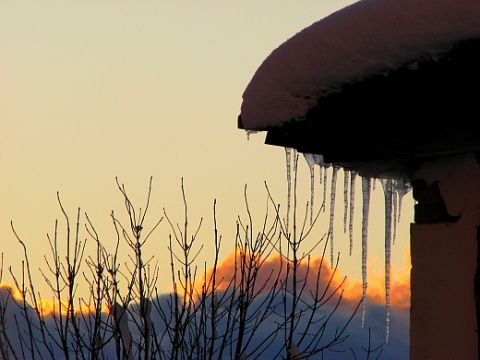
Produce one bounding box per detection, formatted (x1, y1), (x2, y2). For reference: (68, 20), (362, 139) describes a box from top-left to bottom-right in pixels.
(284, 148), (411, 343)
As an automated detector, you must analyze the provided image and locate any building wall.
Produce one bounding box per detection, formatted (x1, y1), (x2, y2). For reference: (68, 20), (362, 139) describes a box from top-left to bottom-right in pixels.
(410, 153), (480, 359)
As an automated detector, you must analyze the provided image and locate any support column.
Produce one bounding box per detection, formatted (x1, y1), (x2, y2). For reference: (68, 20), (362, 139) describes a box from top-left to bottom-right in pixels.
(410, 153), (480, 360)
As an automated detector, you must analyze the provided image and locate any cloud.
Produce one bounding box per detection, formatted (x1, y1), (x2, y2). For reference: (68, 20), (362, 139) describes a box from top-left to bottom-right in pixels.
(0, 282), (23, 302)
(0, 246), (410, 359)
(198, 243), (410, 311)
(185, 244), (410, 359)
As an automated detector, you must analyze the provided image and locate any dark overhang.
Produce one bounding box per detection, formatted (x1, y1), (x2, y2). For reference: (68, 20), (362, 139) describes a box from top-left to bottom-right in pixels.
(239, 38), (480, 176)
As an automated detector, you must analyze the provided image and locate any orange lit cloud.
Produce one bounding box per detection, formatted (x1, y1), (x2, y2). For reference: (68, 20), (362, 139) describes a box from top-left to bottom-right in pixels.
(0, 282), (108, 318)
(0, 282), (23, 302)
(356, 243), (411, 310)
(36, 298), (69, 316)
(0, 244), (410, 319)
(197, 244), (410, 310)
(36, 300), (108, 317)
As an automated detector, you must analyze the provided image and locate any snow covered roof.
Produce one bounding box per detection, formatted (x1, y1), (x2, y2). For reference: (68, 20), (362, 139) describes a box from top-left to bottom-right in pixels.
(238, 0), (480, 177)
(240, 0), (480, 129)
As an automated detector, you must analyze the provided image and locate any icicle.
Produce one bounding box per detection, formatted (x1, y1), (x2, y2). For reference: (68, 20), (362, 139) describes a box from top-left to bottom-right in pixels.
(304, 153), (316, 225)
(343, 169), (349, 234)
(349, 171), (357, 256)
(285, 148), (292, 229)
(317, 164), (325, 212)
(380, 178), (393, 343)
(328, 166), (339, 266)
(245, 130), (258, 140)
(395, 179), (412, 224)
(361, 176), (371, 327)
(322, 169), (328, 212)
(391, 179), (412, 245)
(392, 188), (398, 245)
(313, 154), (330, 212)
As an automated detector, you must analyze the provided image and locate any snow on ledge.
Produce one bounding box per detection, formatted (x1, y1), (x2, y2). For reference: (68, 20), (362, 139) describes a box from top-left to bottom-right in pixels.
(240, 0), (480, 130)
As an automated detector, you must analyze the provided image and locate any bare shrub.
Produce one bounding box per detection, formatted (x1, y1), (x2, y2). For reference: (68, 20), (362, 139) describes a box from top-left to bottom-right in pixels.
(1, 169), (368, 359)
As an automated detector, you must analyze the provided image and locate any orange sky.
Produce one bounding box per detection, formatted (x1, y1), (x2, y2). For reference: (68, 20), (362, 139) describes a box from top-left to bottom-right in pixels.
(0, 1), (414, 302)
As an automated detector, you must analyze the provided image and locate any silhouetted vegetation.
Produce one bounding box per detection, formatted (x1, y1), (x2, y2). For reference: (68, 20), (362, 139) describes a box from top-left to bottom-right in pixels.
(0, 151), (387, 359)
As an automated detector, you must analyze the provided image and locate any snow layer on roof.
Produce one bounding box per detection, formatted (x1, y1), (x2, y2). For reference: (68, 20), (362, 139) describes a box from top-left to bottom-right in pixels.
(240, 0), (480, 130)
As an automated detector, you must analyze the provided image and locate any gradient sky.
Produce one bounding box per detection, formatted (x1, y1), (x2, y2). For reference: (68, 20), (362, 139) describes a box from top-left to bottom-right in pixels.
(0, 1), (414, 302)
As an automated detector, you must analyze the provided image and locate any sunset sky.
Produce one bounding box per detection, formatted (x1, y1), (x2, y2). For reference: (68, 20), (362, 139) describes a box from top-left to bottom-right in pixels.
(0, 0), (414, 310)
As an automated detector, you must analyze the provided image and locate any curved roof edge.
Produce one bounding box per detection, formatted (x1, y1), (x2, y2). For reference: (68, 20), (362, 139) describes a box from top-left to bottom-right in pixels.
(239, 0), (480, 130)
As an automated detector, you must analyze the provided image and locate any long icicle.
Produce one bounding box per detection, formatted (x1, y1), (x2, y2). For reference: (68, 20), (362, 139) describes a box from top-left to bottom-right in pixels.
(304, 153), (316, 225)
(323, 167), (328, 212)
(395, 179), (411, 224)
(329, 166), (339, 266)
(393, 185), (398, 245)
(319, 163), (323, 186)
(381, 178), (393, 343)
(313, 154), (329, 213)
(349, 171), (357, 256)
(361, 176), (371, 327)
(285, 148), (292, 230)
(394, 179), (412, 245)
(343, 169), (349, 234)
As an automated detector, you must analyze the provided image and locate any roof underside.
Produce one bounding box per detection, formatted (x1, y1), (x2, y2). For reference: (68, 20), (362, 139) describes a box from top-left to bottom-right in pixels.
(265, 38), (480, 160)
